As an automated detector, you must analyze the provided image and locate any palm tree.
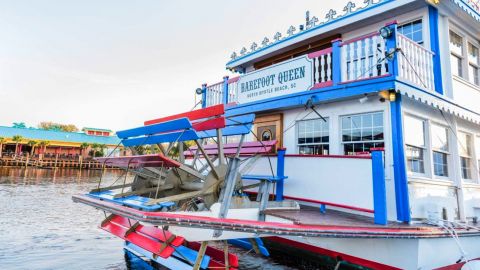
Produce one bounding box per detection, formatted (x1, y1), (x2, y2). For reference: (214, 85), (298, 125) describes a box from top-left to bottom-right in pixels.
(90, 143), (100, 157)
(0, 137), (5, 158)
(98, 144), (107, 157)
(80, 142), (89, 157)
(12, 135), (23, 156)
(38, 141), (50, 158)
(27, 140), (39, 156)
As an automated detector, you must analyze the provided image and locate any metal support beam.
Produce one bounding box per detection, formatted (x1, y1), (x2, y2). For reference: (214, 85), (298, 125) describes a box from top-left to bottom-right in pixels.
(214, 157), (240, 237)
(195, 140), (220, 180)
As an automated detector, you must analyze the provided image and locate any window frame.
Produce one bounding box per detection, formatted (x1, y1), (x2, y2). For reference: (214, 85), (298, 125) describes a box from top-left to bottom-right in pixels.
(449, 30), (464, 78)
(449, 26), (480, 87)
(404, 114), (427, 175)
(340, 111), (385, 155)
(475, 135), (480, 183)
(458, 131), (474, 181)
(296, 117), (330, 155)
(430, 123), (451, 179)
(398, 19), (424, 45)
(467, 42), (480, 86)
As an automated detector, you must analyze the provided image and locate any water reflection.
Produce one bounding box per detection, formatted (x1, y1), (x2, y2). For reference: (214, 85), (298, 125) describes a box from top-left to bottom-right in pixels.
(0, 168), (297, 270)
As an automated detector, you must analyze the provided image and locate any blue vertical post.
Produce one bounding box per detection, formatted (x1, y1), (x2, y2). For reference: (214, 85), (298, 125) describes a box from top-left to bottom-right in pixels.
(201, 83), (207, 108)
(331, 38), (342, 86)
(428, 5), (444, 95)
(275, 148), (286, 201)
(384, 21), (399, 78)
(223, 76), (229, 104)
(390, 94), (411, 222)
(371, 149), (387, 225)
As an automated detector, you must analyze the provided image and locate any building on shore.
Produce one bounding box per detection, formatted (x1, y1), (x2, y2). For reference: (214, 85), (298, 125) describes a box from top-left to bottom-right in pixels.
(0, 126), (122, 160)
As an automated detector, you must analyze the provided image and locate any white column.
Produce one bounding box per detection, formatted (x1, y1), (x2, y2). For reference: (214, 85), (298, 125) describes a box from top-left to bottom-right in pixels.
(448, 116), (466, 221)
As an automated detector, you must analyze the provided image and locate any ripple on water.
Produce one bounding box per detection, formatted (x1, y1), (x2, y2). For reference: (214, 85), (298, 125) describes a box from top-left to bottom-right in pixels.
(0, 168), (304, 270)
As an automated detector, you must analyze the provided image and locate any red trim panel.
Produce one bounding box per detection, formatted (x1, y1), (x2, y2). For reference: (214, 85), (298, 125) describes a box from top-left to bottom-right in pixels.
(434, 259), (480, 270)
(284, 154), (371, 160)
(144, 104), (225, 126)
(282, 195), (374, 214)
(267, 236), (401, 270)
(192, 117), (226, 132)
(308, 48), (333, 58)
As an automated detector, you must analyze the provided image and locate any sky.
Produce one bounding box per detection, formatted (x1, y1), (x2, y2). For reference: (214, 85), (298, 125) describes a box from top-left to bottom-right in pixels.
(0, 0), (361, 131)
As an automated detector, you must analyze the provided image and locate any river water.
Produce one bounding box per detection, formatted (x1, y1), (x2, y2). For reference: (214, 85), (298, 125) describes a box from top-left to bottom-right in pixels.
(0, 168), (300, 270)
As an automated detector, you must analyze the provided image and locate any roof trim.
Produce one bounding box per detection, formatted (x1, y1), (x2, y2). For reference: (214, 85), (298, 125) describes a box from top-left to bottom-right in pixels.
(226, 0), (413, 68)
(396, 81), (480, 124)
(449, 0), (480, 22)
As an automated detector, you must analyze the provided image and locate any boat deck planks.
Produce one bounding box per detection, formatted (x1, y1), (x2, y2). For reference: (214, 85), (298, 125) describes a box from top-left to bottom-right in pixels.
(265, 207), (433, 230)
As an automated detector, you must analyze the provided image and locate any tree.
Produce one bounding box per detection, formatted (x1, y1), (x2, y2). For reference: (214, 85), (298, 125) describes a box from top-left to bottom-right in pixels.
(80, 142), (90, 157)
(38, 122), (79, 132)
(0, 137), (5, 158)
(12, 135), (23, 155)
(38, 141), (50, 155)
(27, 140), (39, 156)
(98, 144), (107, 157)
(12, 122), (26, 129)
(90, 143), (100, 157)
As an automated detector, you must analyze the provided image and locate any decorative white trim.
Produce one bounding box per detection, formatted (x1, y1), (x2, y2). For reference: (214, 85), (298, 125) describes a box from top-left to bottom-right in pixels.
(396, 82), (480, 124)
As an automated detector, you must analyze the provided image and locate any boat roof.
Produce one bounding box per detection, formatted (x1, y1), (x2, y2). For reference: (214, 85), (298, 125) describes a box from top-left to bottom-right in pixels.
(226, 0), (480, 70)
(0, 126), (121, 145)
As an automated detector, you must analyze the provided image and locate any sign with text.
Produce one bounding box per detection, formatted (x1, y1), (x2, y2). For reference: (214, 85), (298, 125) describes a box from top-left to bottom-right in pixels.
(237, 56), (313, 104)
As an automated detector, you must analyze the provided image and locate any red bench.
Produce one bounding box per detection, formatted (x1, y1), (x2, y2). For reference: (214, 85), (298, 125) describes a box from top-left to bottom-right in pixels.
(184, 140), (277, 157)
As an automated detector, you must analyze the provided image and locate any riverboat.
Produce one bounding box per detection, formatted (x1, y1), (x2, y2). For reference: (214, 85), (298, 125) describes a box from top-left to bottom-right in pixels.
(73, 0), (480, 269)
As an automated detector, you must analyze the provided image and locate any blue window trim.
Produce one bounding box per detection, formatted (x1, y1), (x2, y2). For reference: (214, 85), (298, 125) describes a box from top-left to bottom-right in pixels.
(428, 5), (444, 95)
(390, 95), (411, 222)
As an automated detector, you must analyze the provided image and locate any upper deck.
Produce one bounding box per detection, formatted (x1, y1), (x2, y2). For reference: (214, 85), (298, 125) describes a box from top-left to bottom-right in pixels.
(200, 0), (480, 124)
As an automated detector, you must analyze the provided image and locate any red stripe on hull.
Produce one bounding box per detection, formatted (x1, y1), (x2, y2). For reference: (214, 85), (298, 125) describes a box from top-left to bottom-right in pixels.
(434, 259), (480, 270)
(267, 236), (401, 270)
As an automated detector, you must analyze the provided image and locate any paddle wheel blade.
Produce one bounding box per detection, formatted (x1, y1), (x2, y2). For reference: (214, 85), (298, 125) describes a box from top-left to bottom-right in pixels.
(100, 215), (184, 259)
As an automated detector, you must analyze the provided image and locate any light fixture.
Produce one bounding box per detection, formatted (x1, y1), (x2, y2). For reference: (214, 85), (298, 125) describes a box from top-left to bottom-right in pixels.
(379, 26), (392, 39)
(378, 90), (396, 102)
(195, 88), (203, 95)
(359, 94), (369, 104)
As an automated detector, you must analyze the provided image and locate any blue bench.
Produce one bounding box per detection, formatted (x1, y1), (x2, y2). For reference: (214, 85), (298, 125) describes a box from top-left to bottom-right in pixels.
(88, 190), (175, 211)
(91, 104), (257, 209)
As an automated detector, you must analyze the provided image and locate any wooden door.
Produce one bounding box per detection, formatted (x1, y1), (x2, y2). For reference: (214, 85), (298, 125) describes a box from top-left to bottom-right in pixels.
(253, 113), (283, 150)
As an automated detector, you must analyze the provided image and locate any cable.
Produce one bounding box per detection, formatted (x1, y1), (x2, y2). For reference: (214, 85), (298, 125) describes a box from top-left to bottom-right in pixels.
(398, 46), (480, 179)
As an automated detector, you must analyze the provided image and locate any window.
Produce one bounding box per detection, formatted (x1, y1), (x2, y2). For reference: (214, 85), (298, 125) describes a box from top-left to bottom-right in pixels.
(431, 124), (449, 177)
(341, 112), (384, 155)
(404, 115), (426, 173)
(468, 43), (480, 85)
(297, 118), (329, 155)
(398, 20), (423, 44)
(450, 31), (464, 77)
(458, 132), (473, 180)
(476, 136), (480, 179)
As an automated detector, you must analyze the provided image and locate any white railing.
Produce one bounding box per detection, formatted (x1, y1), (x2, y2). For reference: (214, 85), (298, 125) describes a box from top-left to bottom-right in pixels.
(227, 77), (239, 104)
(204, 32), (436, 106)
(397, 33), (435, 92)
(341, 33), (388, 82)
(205, 82), (224, 107)
(309, 48), (333, 87)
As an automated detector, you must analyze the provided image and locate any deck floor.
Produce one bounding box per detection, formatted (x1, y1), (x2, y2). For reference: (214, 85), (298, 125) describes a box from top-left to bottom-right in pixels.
(265, 206), (431, 230)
